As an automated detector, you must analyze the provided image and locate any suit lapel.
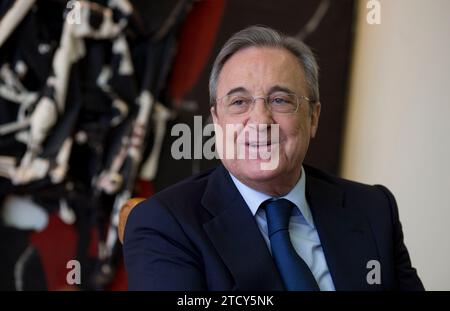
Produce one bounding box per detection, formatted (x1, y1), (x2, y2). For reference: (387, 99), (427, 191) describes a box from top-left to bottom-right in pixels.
(201, 165), (284, 290)
(305, 169), (383, 290)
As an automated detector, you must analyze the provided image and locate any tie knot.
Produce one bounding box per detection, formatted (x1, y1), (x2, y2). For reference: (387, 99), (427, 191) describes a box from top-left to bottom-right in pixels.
(264, 198), (293, 237)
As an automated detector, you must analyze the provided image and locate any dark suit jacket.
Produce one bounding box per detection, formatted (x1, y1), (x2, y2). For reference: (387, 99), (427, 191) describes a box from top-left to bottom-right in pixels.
(123, 164), (424, 290)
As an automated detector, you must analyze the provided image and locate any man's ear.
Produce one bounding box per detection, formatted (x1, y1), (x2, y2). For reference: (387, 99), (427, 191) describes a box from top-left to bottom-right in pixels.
(211, 105), (218, 123)
(310, 102), (321, 139)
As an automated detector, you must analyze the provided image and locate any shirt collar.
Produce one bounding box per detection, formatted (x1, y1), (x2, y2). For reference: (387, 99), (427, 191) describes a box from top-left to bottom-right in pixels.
(229, 166), (315, 228)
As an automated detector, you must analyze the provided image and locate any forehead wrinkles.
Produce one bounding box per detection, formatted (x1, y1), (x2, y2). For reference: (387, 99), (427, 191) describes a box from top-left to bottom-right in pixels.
(217, 47), (306, 96)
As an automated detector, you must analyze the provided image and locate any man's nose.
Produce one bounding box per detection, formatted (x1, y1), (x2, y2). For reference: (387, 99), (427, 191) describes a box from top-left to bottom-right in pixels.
(248, 97), (274, 126)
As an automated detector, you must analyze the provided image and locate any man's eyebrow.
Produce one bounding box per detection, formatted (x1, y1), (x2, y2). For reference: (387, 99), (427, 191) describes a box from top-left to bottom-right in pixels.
(223, 85), (295, 97)
(268, 85), (295, 94)
(225, 87), (249, 96)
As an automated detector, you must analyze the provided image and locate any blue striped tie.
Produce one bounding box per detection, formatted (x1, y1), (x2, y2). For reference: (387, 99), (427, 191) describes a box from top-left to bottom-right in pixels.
(264, 198), (320, 291)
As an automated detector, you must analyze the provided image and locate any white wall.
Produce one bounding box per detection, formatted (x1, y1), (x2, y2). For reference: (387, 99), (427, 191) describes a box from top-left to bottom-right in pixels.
(342, 0), (450, 290)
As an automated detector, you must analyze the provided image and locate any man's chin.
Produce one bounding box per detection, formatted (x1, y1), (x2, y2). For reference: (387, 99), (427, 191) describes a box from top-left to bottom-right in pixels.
(235, 159), (283, 182)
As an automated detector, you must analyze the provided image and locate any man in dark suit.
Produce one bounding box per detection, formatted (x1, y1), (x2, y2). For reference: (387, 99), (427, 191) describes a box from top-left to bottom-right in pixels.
(123, 26), (424, 291)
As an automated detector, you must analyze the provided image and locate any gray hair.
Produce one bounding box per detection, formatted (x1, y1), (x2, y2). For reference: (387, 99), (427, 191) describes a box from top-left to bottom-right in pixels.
(209, 25), (320, 108)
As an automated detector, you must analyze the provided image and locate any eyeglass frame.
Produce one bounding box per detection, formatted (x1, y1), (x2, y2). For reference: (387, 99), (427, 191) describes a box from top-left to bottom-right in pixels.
(214, 91), (315, 115)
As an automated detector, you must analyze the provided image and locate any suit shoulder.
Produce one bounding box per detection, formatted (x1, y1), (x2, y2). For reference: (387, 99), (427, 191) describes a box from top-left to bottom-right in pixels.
(125, 167), (217, 238)
(131, 166), (217, 225)
(304, 164), (394, 207)
(152, 167), (215, 204)
(305, 164), (384, 191)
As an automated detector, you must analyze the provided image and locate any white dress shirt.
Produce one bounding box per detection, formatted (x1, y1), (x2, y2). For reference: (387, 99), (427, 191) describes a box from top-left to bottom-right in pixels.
(229, 166), (335, 291)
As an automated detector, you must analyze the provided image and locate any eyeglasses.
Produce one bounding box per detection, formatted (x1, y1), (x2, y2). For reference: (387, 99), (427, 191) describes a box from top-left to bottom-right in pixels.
(217, 92), (314, 116)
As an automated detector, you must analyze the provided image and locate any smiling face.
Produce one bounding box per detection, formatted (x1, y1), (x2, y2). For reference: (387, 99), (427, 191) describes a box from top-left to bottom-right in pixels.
(211, 46), (321, 196)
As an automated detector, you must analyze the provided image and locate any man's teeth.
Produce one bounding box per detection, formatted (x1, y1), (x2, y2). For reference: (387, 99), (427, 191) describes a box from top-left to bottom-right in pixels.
(247, 142), (276, 146)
